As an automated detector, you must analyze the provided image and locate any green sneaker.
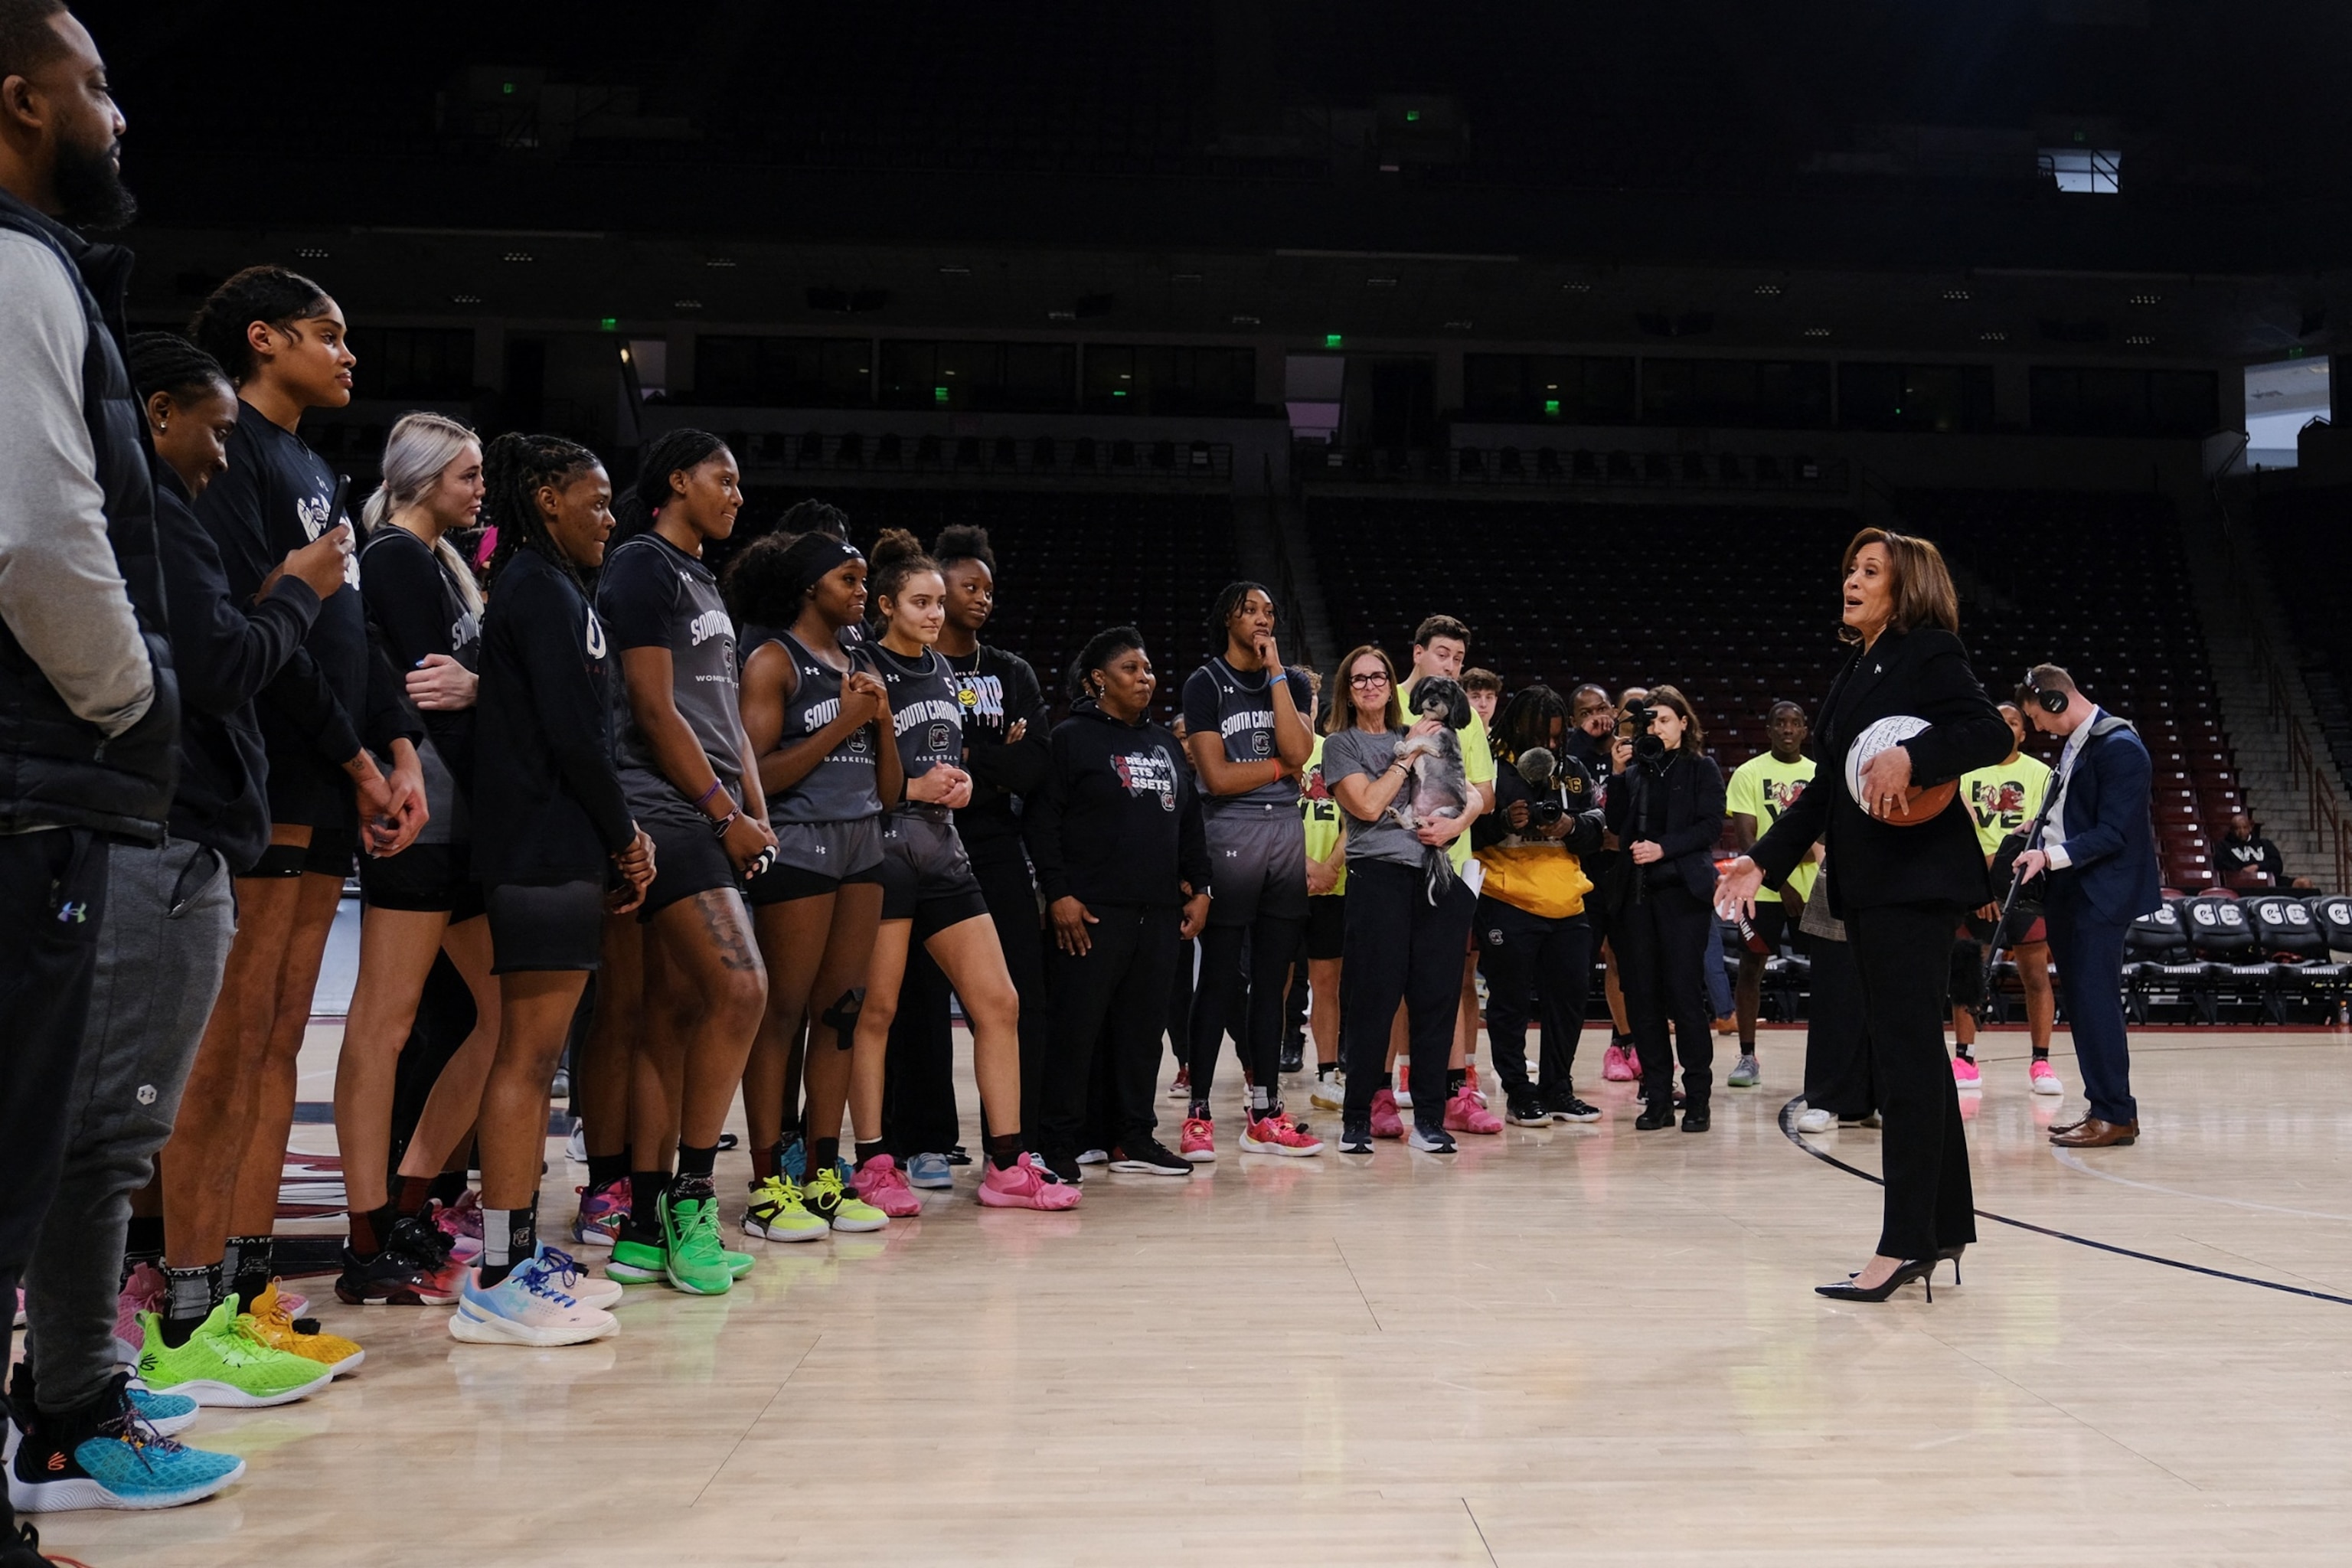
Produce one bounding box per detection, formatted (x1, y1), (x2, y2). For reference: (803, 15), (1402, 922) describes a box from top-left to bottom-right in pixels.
(742, 1174), (828, 1244)
(136, 1301), (335, 1407)
(1727, 1053), (1761, 1088)
(606, 1233), (667, 1284)
(659, 1188), (736, 1295)
(803, 1165), (887, 1233)
(723, 1245), (756, 1278)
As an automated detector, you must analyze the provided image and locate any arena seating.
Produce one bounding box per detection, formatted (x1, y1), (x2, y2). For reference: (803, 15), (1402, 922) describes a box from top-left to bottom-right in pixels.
(2251, 487), (2352, 792)
(739, 488), (1236, 722)
(1305, 491), (2245, 893)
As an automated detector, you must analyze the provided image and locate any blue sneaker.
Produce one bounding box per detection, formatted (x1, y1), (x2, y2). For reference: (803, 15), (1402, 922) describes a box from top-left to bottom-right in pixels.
(449, 1256), (620, 1348)
(906, 1152), (954, 1189)
(125, 1383), (198, 1438)
(779, 1136), (808, 1181)
(7, 1376), (243, 1513)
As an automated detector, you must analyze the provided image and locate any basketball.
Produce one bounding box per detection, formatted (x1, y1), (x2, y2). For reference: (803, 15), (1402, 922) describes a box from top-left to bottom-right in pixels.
(1844, 714), (1958, 826)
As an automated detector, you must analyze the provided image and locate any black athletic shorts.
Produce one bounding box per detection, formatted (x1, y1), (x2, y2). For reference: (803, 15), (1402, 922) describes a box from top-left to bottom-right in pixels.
(1746, 900), (1790, 953)
(1200, 802), (1308, 927)
(877, 809), (990, 942)
(487, 880), (607, 973)
(359, 842), (485, 919)
(1305, 893), (1345, 961)
(246, 820), (358, 880)
(747, 817), (886, 906)
(634, 794), (743, 920)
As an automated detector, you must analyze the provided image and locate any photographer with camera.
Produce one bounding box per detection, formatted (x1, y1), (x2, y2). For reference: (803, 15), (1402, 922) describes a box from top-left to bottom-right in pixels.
(1475, 686), (1608, 1125)
(1603, 685), (1728, 1132)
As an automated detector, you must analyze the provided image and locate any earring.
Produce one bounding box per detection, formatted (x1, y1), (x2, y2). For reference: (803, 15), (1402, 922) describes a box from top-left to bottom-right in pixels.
(157, 420), (168, 433)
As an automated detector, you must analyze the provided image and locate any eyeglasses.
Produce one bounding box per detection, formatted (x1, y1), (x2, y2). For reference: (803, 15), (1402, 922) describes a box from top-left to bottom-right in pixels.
(1349, 673), (1390, 687)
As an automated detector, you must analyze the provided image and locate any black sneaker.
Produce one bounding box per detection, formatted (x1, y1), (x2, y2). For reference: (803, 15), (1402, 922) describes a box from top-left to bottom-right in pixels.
(1681, 1106), (1711, 1132)
(3, 1517), (56, 1568)
(332, 1242), (455, 1305)
(1107, 1140), (1193, 1177)
(1041, 1149), (1085, 1185)
(1634, 1103), (1679, 1131)
(1544, 1091), (1602, 1123)
(1505, 1094), (1550, 1127)
(1406, 1125), (1457, 1154)
(1278, 1044), (1305, 1075)
(1338, 1125), (1374, 1154)
(946, 1145), (973, 1166)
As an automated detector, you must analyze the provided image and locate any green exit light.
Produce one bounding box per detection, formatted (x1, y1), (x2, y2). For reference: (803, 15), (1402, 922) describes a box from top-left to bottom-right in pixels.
(502, 81), (514, 95)
(1112, 388), (1128, 397)
(1544, 399), (1561, 416)
(933, 385), (950, 403)
(1325, 333), (1343, 348)
(599, 317), (617, 332)
(1405, 109), (1421, 122)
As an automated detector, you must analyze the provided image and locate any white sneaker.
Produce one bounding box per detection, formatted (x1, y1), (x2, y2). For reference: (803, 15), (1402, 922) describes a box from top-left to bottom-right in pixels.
(448, 1256), (619, 1347)
(530, 1245), (623, 1310)
(564, 1125), (587, 1163)
(1793, 1107), (1835, 1134)
(1075, 1148), (1109, 1167)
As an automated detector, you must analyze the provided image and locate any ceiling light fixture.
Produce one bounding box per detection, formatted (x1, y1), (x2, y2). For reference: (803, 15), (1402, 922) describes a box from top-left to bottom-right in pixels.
(501, 250), (532, 263)
(1753, 283), (1782, 297)
(1944, 288), (1971, 301)
(704, 256), (737, 269)
(1802, 327), (1831, 338)
(296, 247), (330, 260)
(674, 299), (703, 310)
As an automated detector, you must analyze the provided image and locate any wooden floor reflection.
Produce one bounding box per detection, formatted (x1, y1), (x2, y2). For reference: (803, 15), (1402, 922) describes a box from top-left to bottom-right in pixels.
(32, 1027), (2352, 1566)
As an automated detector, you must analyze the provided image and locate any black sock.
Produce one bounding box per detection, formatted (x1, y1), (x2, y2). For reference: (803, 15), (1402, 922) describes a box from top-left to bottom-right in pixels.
(124, 1215), (165, 1277)
(1955, 1047), (1975, 1063)
(1378, 1071), (1394, 1090)
(626, 1170), (670, 1241)
(586, 1148), (629, 1192)
(670, 1143), (717, 1203)
(347, 1201), (399, 1259)
(428, 1170), (469, 1208)
(225, 1235), (272, 1310)
(395, 1174), (436, 1217)
(812, 1136), (840, 1174)
(480, 1203), (537, 1289)
(984, 1132), (1023, 1172)
(2031, 1045), (2050, 1060)
(160, 1263), (219, 1348)
(854, 1138), (886, 1168)
(1317, 1062), (1336, 1080)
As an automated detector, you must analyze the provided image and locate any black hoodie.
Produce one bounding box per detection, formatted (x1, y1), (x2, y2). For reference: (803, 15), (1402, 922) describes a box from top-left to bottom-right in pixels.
(1025, 697), (1211, 909)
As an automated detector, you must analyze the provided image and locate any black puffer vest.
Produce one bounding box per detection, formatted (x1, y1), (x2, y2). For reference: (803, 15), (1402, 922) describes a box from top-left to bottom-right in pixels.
(0, 189), (177, 841)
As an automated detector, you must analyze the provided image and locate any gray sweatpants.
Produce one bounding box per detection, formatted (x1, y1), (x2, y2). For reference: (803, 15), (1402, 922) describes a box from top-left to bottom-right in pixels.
(22, 836), (234, 1413)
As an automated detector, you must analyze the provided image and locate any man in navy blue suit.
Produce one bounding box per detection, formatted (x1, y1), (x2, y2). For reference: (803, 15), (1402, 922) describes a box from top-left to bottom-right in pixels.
(2012, 665), (2161, 1148)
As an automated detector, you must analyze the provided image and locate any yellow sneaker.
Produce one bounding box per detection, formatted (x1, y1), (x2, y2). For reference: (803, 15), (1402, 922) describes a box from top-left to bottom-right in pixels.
(240, 1279), (365, 1376)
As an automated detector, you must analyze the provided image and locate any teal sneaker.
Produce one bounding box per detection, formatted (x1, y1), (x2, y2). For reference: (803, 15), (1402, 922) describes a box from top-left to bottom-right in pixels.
(659, 1187), (736, 1295)
(124, 1383), (199, 1437)
(133, 1301), (332, 1408)
(8, 1374), (244, 1513)
(605, 1233), (668, 1285)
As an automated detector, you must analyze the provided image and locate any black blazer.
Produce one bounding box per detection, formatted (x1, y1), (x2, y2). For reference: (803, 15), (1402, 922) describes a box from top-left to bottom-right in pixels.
(1603, 749), (1727, 903)
(1751, 627), (2011, 913)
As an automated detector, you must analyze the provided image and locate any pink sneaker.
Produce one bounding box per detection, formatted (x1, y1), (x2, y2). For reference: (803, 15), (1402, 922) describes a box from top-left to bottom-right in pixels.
(1240, 1112), (1325, 1156)
(2029, 1057), (2063, 1096)
(1443, 1086), (1504, 1135)
(570, 1178), (629, 1251)
(1369, 1088), (1406, 1140)
(977, 1153), (1083, 1210)
(113, 1261), (166, 1361)
(1393, 1064), (1413, 1109)
(853, 1155), (923, 1217)
(1463, 1065), (1487, 1107)
(1180, 1116), (1217, 1162)
(433, 1190), (484, 1259)
(1952, 1055), (1982, 1089)
(1601, 1043), (1636, 1082)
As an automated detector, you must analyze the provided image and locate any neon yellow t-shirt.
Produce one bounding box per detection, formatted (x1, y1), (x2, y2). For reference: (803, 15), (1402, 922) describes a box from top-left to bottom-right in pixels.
(1959, 753), (2053, 858)
(1726, 752), (1819, 903)
(1299, 734), (1347, 896)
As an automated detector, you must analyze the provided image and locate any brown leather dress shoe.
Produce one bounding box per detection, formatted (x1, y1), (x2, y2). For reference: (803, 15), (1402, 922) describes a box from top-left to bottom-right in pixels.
(2051, 1117), (2138, 1148)
(2048, 1113), (2090, 1137)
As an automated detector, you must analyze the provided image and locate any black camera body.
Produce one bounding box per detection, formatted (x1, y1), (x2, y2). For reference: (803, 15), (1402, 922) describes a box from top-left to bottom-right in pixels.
(1524, 795), (1566, 829)
(1620, 697), (1668, 768)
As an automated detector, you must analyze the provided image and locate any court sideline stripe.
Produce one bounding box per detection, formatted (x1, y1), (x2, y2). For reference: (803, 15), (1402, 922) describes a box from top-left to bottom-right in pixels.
(1775, 1098), (2352, 1308)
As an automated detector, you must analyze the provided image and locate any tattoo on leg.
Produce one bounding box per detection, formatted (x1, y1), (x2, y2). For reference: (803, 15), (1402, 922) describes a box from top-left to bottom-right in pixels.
(697, 892), (760, 972)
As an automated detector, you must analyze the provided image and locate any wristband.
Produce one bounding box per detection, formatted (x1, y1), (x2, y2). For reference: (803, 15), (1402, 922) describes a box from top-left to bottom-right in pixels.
(694, 778), (727, 814)
(710, 808), (740, 839)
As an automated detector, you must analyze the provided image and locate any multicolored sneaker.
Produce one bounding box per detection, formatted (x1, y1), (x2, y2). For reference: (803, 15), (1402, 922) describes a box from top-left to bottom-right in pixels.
(906, 1152), (955, 1189)
(852, 1155), (923, 1218)
(1393, 1065), (1413, 1109)
(1165, 1065), (1190, 1100)
(431, 1191), (485, 1260)
(605, 1233), (667, 1285)
(239, 1282), (363, 1376)
(1952, 1054), (1982, 1089)
(977, 1154), (1083, 1210)
(528, 1246), (624, 1310)
(1442, 1086), (1503, 1135)
(8, 1374), (244, 1513)
(122, 1383), (199, 1438)
(448, 1255), (619, 1347)
(1179, 1116), (1216, 1163)
(333, 1234), (459, 1307)
(134, 1302), (334, 1408)
(742, 1174), (829, 1243)
(658, 1189), (736, 1295)
(1309, 1072), (1345, 1112)
(2029, 1058), (2064, 1096)
(1240, 1112), (1324, 1156)
(113, 1263), (168, 1364)
(1369, 1088), (1406, 1140)
(1727, 1053), (1761, 1088)
(570, 1179), (629, 1252)
(802, 1166), (887, 1233)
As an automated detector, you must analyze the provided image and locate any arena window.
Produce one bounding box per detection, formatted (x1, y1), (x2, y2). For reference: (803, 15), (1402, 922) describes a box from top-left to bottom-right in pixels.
(1082, 345), (1257, 416)
(1838, 362), (1996, 433)
(343, 327), (475, 400)
(879, 341), (1076, 412)
(1462, 354), (1636, 423)
(1639, 358), (1831, 429)
(2030, 365), (2218, 436)
(2038, 145), (2122, 193)
(694, 335), (872, 407)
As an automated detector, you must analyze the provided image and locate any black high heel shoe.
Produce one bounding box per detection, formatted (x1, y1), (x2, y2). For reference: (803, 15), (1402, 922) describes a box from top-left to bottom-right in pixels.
(1848, 1244), (1966, 1285)
(1816, 1257), (1937, 1303)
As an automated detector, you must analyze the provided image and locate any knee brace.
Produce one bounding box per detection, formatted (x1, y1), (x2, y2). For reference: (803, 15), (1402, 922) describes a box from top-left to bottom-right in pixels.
(820, 987), (864, 1048)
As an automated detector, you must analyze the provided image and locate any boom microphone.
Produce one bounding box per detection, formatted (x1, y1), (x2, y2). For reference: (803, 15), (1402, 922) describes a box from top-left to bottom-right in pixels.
(1516, 746), (1556, 786)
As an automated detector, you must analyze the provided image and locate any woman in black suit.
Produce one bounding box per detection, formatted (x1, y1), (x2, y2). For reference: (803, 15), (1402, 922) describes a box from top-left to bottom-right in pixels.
(1717, 528), (2010, 1301)
(1603, 685), (1727, 1132)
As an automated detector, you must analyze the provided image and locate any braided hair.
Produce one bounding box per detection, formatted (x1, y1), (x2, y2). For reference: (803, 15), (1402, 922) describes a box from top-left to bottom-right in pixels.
(613, 427), (729, 544)
(1204, 579), (1272, 648)
(126, 332), (232, 408)
(188, 266), (335, 385)
(724, 529), (864, 631)
(1492, 684), (1570, 769)
(779, 498), (849, 541)
(483, 432), (603, 592)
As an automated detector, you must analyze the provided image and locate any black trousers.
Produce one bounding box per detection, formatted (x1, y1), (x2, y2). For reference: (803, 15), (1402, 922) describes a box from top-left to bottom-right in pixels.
(1339, 861), (1475, 1138)
(1845, 901), (1977, 1260)
(1617, 880), (1717, 1111)
(2046, 879), (2136, 1124)
(1188, 914), (1305, 1107)
(1165, 936), (1195, 1073)
(1475, 897), (1591, 1096)
(1041, 903), (1180, 1154)
(881, 844), (1051, 1155)
(1801, 933), (1877, 1119)
(0, 828), (109, 1317)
